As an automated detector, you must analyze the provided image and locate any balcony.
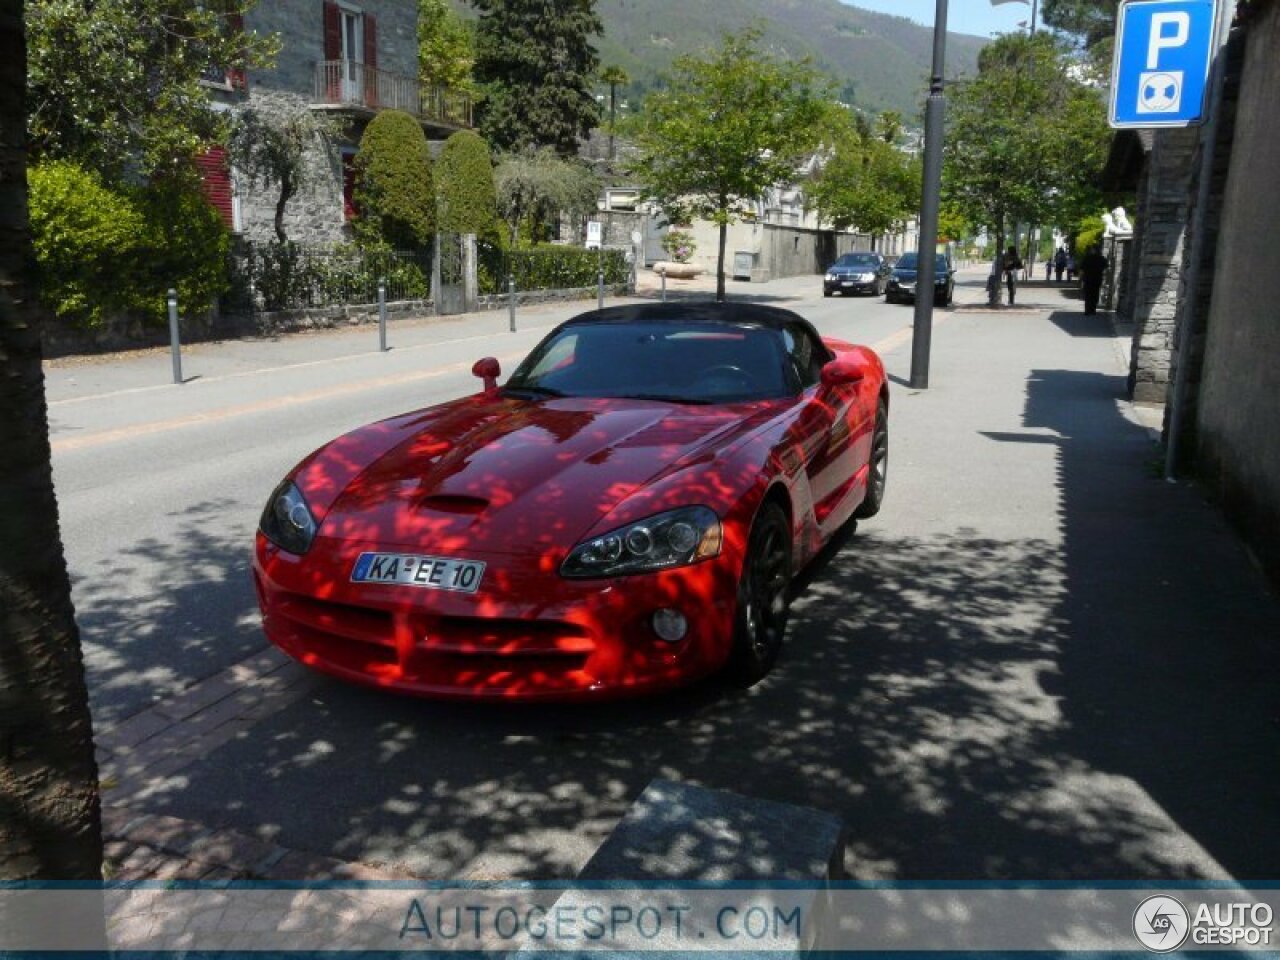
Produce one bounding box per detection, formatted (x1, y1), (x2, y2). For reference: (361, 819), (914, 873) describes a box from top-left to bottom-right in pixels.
(312, 60), (472, 130)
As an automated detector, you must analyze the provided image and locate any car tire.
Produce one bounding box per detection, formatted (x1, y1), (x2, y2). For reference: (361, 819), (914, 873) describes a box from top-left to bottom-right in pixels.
(727, 500), (793, 686)
(854, 399), (889, 519)
(885, 291), (896, 304)
(823, 289), (832, 298)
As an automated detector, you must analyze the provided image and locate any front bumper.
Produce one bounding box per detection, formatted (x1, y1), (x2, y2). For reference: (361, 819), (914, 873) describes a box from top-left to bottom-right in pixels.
(825, 276), (877, 294)
(253, 533), (742, 701)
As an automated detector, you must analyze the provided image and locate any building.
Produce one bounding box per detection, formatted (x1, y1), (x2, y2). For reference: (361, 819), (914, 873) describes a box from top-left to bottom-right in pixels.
(198, 0), (471, 245)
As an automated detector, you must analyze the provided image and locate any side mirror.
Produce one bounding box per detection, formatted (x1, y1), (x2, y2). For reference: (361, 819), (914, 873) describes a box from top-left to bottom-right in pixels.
(472, 357), (501, 392)
(820, 355), (866, 388)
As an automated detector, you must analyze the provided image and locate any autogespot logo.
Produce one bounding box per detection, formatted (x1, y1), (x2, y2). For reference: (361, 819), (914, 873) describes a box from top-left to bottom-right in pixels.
(1134, 895), (1191, 952)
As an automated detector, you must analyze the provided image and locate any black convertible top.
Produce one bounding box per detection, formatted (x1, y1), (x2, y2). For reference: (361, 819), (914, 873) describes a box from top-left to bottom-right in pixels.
(561, 301), (814, 333)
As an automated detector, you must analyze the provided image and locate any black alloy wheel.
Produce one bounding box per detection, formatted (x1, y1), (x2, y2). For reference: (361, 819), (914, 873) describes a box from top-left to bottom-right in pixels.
(854, 398), (889, 519)
(728, 501), (793, 685)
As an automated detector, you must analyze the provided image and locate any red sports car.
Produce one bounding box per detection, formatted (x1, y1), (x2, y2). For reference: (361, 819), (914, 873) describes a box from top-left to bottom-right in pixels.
(253, 303), (888, 700)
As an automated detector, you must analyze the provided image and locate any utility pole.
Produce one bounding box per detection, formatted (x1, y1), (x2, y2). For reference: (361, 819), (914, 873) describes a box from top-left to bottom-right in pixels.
(909, 0), (949, 389)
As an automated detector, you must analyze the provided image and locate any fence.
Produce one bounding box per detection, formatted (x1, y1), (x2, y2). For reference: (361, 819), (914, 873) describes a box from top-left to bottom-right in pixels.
(227, 241), (432, 313)
(477, 243), (631, 296)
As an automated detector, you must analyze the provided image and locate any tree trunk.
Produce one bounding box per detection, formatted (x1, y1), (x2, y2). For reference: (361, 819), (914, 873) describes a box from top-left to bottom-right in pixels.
(716, 207), (727, 303)
(274, 173), (294, 244)
(0, 0), (104, 885)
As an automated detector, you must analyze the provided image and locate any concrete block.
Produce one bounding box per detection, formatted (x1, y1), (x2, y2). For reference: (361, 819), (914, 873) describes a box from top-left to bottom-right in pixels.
(513, 779), (844, 957)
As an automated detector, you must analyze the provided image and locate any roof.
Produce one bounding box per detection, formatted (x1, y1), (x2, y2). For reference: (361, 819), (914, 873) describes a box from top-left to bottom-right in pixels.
(562, 302), (811, 332)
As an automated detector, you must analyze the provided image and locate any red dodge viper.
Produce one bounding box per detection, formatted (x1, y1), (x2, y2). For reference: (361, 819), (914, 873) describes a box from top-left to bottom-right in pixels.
(253, 302), (888, 700)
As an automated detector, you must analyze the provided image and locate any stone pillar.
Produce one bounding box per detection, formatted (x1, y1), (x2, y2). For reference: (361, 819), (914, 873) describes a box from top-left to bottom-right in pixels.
(462, 233), (478, 313)
(1127, 127), (1200, 404)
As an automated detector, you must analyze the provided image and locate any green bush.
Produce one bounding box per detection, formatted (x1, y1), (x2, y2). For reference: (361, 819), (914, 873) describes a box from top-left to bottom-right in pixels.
(244, 242), (429, 311)
(28, 160), (229, 329)
(435, 130), (501, 241)
(353, 110), (436, 250)
(479, 243), (628, 295)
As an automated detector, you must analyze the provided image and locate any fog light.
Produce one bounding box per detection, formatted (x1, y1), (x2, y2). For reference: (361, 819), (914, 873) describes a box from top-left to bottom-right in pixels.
(651, 608), (688, 643)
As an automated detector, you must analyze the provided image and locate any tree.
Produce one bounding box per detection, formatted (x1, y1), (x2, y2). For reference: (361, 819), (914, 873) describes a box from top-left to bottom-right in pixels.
(227, 103), (344, 244)
(26, 0), (277, 178)
(874, 110), (904, 145)
(494, 147), (598, 247)
(809, 130), (921, 249)
(1040, 0), (1118, 48)
(1, 0), (104, 884)
(435, 130), (499, 239)
(599, 64), (629, 162)
(353, 110), (436, 250)
(942, 32), (1109, 274)
(418, 0), (475, 96)
(627, 26), (830, 300)
(472, 0), (603, 156)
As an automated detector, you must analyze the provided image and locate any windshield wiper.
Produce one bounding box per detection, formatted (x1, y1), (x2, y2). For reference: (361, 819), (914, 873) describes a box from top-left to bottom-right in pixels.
(502, 384), (567, 400)
(622, 394), (716, 406)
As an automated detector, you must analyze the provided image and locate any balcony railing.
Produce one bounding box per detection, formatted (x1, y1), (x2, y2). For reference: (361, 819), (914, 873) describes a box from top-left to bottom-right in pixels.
(313, 60), (472, 129)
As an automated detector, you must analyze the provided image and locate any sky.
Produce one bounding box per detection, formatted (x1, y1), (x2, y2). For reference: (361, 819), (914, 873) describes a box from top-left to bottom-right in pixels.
(840, 0), (1039, 38)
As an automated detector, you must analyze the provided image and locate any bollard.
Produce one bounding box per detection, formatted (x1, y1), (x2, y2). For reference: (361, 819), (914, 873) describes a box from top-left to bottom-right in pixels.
(508, 275), (517, 332)
(166, 288), (183, 385)
(377, 277), (388, 352)
(597, 269), (605, 310)
(661, 269), (667, 303)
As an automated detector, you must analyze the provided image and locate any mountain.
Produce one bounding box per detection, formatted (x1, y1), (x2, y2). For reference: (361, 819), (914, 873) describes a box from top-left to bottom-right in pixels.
(594, 0), (987, 119)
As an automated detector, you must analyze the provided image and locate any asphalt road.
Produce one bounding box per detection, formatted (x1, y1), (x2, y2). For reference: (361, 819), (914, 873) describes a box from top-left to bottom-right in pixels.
(50, 271), (1280, 884)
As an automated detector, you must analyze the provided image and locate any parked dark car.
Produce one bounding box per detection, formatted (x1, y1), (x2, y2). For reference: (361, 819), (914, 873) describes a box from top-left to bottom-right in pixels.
(823, 252), (890, 297)
(885, 252), (954, 306)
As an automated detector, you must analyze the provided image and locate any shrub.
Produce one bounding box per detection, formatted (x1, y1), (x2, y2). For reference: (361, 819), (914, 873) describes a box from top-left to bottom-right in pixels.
(661, 229), (696, 263)
(435, 130), (500, 241)
(479, 242), (628, 295)
(28, 159), (229, 328)
(353, 110), (436, 250)
(244, 241), (429, 311)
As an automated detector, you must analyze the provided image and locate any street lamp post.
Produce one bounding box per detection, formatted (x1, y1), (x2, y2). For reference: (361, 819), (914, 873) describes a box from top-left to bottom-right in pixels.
(909, 0), (950, 389)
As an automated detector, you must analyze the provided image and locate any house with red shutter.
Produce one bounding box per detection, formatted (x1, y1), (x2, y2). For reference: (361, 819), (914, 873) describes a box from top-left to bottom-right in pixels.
(199, 0), (471, 244)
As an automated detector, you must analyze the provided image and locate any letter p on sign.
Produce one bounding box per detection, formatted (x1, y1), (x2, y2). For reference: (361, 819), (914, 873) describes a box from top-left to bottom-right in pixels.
(1147, 12), (1190, 68)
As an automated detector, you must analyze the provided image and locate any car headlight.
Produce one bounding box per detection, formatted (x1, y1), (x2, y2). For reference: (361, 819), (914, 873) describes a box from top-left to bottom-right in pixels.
(259, 480), (318, 555)
(825, 273), (836, 281)
(561, 506), (722, 579)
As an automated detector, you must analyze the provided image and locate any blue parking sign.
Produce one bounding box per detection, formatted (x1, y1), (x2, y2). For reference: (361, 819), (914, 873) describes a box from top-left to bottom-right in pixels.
(1110, 0), (1218, 128)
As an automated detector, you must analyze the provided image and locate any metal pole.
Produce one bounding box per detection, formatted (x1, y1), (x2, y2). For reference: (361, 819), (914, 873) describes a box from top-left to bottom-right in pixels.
(660, 269), (667, 302)
(507, 274), (517, 332)
(908, 0), (948, 390)
(166, 288), (183, 385)
(597, 245), (605, 310)
(377, 277), (388, 352)
(1165, 0), (1235, 482)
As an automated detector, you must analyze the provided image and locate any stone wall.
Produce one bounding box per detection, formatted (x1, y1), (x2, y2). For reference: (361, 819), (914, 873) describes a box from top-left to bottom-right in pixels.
(245, 0), (417, 95)
(1191, 0), (1280, 584)
(1126, 127), (1198, 404)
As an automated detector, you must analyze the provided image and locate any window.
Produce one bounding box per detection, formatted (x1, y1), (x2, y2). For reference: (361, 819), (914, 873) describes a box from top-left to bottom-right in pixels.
(782, 323), (827, 389)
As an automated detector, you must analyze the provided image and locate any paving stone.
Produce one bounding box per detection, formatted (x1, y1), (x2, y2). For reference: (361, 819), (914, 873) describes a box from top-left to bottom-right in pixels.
(124, 814), (213, 857)
(263, 851), (348, 880)
(152, 673), (240, 722)
(330, 861), (419, 881)
(99, 806), (143, 838)
(188, 828), (281, 871)
(98, 709), (171, 753)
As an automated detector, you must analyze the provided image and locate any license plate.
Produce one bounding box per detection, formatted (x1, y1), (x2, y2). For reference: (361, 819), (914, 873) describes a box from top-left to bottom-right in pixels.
(351, 552), (486, 594)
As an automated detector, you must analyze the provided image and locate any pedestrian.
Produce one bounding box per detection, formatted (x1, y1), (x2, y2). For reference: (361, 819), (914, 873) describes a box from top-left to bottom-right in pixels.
(1080, 244), (1108, 315)
(1054, 246), (1067, 282)
(1002, 245), (1023, 305)
(1045, 258), (1053, 282)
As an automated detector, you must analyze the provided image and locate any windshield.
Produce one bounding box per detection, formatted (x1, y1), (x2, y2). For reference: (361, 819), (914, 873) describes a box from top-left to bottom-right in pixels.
(834, 253), (879, 268)
(895, 253), (950, 272)
(505, 321), (793, 404)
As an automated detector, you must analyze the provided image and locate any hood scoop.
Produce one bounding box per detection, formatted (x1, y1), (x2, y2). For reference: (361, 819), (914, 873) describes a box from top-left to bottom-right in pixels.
(416, 494), (490, 515)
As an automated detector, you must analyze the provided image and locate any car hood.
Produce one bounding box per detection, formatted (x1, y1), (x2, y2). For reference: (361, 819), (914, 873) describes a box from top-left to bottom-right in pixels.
(307, 394), (777, 556)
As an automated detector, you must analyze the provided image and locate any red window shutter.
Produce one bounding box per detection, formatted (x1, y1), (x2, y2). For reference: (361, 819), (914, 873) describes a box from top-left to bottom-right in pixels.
(323, 0), (341, 61)
(195, 148), (235, 229)
(227, 10), (247, 90)
(362, 13), (377, 107)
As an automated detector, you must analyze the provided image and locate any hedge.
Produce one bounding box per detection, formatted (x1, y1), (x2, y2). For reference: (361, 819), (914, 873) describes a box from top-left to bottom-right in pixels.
(478, 243), (629, 295)
(435, 130), (501, 241)
(27, 160), (229, 329)
(353, 110), (435, 250)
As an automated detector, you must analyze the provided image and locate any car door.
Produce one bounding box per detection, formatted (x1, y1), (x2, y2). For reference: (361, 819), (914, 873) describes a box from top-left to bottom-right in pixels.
(783, 324), (858, 532)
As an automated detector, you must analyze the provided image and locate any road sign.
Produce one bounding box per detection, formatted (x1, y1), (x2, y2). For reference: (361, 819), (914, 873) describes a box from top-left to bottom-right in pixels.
(1110, 0), (1218, 128)
(585, 221), (602, 249)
